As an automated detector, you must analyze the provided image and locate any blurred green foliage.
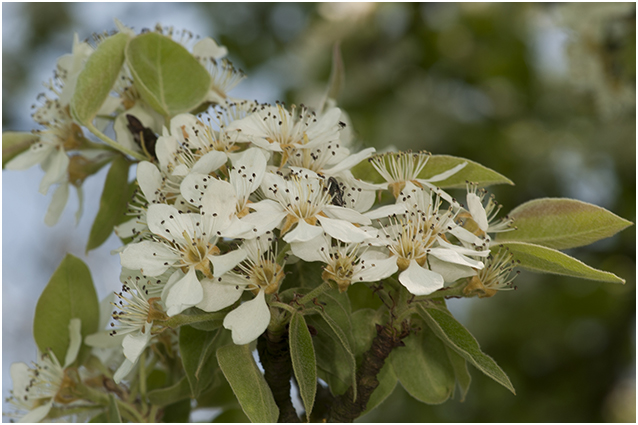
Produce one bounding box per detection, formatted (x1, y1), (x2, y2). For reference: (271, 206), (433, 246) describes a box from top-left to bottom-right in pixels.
(3, 3), (634, 422)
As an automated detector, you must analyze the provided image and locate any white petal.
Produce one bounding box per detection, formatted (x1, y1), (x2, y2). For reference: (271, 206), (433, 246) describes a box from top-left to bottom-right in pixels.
(230, 147), (268, 197)
(196, 276), (245, 312)
(44, 183), (69, 226)
(64, 318), (82, 367)
(113, 359), (135, 384)
(290, 233), (331, 262)
(399, 260), (444, 295)
(74, 184), (84, 224)
(283, 219), (323, 243)
(10, 363), (31, 399)
(165, 267), (204, 316)
(448, 225), (485, 246)
(85, 331), (124, 349)
(193, 37), (228, 59)
(428, 248), (484, 269)
(122, 326), (151, 362)
(147, 204), (194, 245)
(210, 248), (247, 277)
(364, 203), (408, 220)
(120, 241), (177, 276)
(324, 147), (375, 175)
(428, 256), (477, 284)
(317, 216), (372, 243)
(354, 255), (398, 282)
(155, 135), (178, 172)
(201, 178), (238, 229)
(323, 205), (371, 225)
(19, 402), (53, 423)
(114, 218), (143, 239)
(192, 150), (228, 175)
(137, 161), (163, 202)
(223, 290), (270, 345)
(467, 193), (488, 232)
(5, 143), (52, 170)
(39, 149), (69, 194)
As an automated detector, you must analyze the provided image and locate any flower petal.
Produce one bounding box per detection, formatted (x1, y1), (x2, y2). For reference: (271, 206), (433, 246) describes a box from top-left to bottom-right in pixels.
(120, 240), (177, 276)
(354, 256), (398, 282)
(467, 193), (488, 232)
(196, 276), (246, 312)
(64, 318), (82, 367)
(44, 183), (69, 226)
(136, 161), (163, 203)
(290, 233), (331, 262)
(210, 248), (247, 278)
(122, 326), (151, 363)
(164, 267), (204, 316)
(428, 247), (485, 269)
(223, 290), (270, 345)
(428, 256), (477, 284)
(283, 219), (323, 243)
(39, 149), (69, 195)
(19, 401), (53, 423)
(113, 359), (135, 384)
(317, 216), (372, 243)
(323, 205), (371, 225)
(398, 259), (444, 295)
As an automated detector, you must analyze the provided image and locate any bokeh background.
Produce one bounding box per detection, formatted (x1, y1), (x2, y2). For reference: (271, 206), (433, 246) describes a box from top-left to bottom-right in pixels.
(2, 3), (635, 422)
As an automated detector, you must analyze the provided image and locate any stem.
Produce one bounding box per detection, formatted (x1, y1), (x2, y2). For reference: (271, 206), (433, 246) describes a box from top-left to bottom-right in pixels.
(85, 121), (147, 161)
(326, 321), (410, 422)
(297, 281), (331, 306)
(257, 326), (301, 422)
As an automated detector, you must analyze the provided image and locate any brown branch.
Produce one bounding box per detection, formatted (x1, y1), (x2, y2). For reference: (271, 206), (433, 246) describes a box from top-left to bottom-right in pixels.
(257, 327), (301, 423)
(326, 321), (409, 422)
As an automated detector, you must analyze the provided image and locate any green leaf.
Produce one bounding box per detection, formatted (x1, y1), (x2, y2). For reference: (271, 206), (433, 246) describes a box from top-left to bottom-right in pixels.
(71, 32), (129, 125)
(496, 198), (632, 250)
(289, 313), (317, 416)
(390, 321), (456, 404)
(86, 155), (132, 252)
(422, 155), (514, 188)
(309, 301), (357, 399)
(351, 154), (513, 188)
(2, 132), (39, 168)
(106, 394), (122, 423)
(217, 343), (279, 423)
(162, 399), (191, 423)
(417, 305), (515, 394)
(179, 326), (224, 398)
(496, 241), (625, 284)
(445, 346), (471, 402)
(147, 377), (191, 406)
(212, 408), (250, 423)
(33, 254), (99, 365)
(126, 32), (211, 118)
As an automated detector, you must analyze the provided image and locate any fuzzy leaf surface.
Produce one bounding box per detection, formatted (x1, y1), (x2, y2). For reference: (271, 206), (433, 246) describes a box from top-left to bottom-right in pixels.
(496, 241), (625, 284)
(497, 198), (632, 249)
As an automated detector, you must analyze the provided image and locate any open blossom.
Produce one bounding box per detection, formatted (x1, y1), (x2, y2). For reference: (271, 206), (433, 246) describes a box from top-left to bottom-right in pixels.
(206, 232), (286, 345)
(291, 233), (398, 292)
(120, 178), (247, 316)
(226, 103), (343, 168)
(374, 182), (488, 295)
(243, 169), (376, 244)
(369, 151), (467, 200)
(7, 320), (82, 423)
